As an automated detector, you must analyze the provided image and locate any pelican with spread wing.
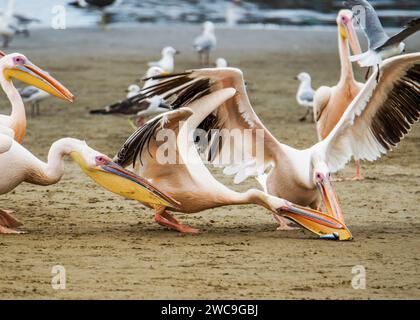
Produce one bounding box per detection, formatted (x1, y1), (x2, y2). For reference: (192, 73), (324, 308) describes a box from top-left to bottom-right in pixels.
(114, 53), (420, 240)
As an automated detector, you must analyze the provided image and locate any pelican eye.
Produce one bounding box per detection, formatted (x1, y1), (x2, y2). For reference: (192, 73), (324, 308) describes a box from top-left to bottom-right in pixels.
(13, 56), (25, 65)
(95, 156), (109, 165)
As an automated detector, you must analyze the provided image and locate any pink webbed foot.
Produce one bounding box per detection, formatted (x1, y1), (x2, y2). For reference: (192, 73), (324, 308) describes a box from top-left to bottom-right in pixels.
(0, 209), (24, 234)
(154, 211), (200, 235)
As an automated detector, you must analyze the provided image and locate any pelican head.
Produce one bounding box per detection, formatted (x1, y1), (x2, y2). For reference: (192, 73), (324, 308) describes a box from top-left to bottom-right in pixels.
(0, 52), (74, 102)
(69, 140), (178, 208)
(336, 9), (362, 55)
(162, 46), (179, 57)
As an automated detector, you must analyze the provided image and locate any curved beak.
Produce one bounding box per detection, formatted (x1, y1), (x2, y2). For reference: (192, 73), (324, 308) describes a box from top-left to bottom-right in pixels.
(3, 61), (74, 102)
(175, 50), (180, 55)
(70, 152), (180, 209)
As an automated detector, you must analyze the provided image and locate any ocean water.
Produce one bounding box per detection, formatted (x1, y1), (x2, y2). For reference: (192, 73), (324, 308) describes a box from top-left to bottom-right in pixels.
(0, 0), (419, 29)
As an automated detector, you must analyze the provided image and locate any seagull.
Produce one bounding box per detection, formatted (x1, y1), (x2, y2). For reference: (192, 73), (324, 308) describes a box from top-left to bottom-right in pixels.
(90, 66), (170, 121)
(215, 57), (228, 68)
(0, 0), (40, 38)
(147, 47), (179, 74)
(194, 21), (217, 66)
(295, 72), (315, 122)
(0, 0), (15, 47)
(125, 84), (140, 99)
(19, 86), (50, 116)
(344, 0), (420, 71)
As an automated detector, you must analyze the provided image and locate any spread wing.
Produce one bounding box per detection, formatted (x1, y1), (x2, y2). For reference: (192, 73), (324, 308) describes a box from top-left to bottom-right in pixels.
(378, 18), (420, 50)
(321, 53), (420, 172)
(138, 68), (282, 184)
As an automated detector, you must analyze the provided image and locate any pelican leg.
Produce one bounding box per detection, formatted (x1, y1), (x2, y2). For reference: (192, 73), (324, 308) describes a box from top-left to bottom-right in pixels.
(154, 206), (199, 234)
(0, 208), (24, 234)
(345, 160), (364, 181)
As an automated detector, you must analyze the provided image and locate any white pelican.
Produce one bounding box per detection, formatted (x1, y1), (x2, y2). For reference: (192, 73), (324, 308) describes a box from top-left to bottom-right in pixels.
(0, 134), (179, 234)
(194, 21), (217, 67)
(147, 47), (179, 74)
(295, 72), (315, 122)
(215, 57), (228, 68)
(344, 0), (420, 69)
(313, 10), (364, 180)
(0, 52), (74, 143)
(125, 53), (420, 240)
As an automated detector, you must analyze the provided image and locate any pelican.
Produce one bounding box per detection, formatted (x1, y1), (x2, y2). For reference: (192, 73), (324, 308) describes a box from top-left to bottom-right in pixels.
(344, 0), (420, 69)
(295, 72), (315, 122)
(0, 52), (74, 143)
(313, 10), (364, 180)
(124, 53), (420, 240)
(147, 47), (179, 74)
(0, 134), (179, 234)
(194, 21), (217, 67)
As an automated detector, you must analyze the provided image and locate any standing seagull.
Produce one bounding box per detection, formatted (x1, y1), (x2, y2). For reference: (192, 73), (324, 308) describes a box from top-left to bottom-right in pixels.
(19, 86), (50, 116)
(194, 21), (217, 67)
(344, 0), (420, 69)
(295, 72), (315, 122)
(147, 47), (179, 74)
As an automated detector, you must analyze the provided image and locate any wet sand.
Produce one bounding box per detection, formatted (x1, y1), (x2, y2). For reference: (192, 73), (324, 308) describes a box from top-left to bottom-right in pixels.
(0, 25), (419, 299)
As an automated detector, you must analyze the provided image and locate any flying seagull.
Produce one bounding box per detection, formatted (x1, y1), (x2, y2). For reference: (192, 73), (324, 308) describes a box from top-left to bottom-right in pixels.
(344, 0), (420, 70)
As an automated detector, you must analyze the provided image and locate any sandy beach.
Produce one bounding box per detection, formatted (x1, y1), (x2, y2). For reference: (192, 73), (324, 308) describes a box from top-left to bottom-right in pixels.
(0, 25), (419, 299)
